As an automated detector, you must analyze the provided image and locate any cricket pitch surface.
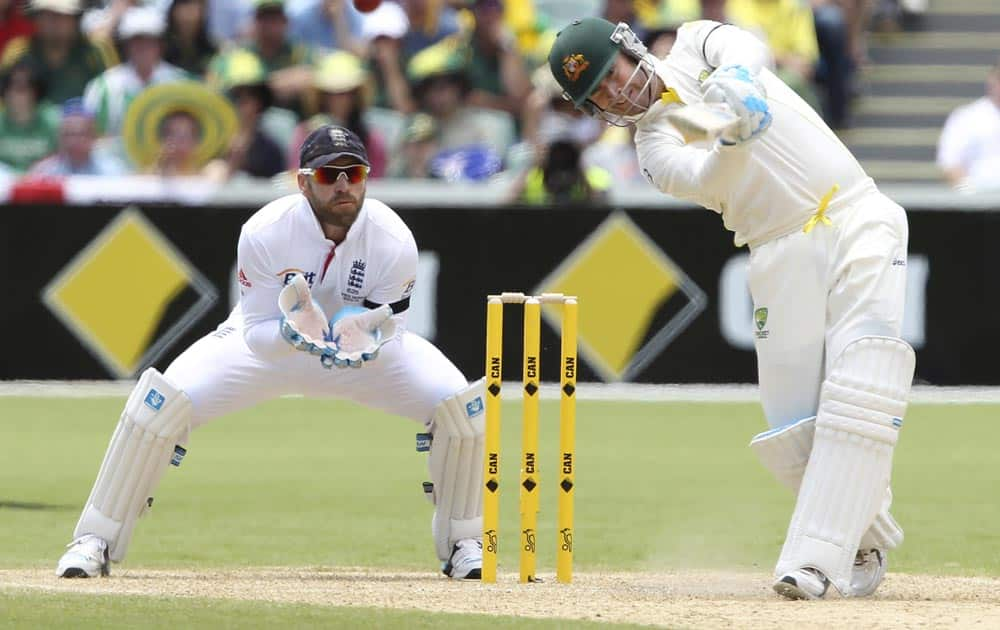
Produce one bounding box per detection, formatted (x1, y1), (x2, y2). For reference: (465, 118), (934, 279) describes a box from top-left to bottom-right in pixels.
(3, 568), (999, 628)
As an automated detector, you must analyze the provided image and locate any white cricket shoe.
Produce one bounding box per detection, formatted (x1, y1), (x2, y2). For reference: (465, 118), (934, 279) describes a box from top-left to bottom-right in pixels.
(56, 534), (109, 578)
(773, 567), (831, 600)
(442, 538), (482, 580)
(851, 548), (887, 597)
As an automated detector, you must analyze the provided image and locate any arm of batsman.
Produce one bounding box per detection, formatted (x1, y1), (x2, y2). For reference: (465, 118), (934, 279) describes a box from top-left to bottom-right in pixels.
(703, 64), (773, 145)
(278, 274), (335, 356)
(325, 304), (398, 368)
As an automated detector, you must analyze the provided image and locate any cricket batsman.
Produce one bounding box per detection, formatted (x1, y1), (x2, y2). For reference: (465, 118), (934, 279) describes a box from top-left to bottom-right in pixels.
(548, 18), (913, 599)
(56, 125), (484, 580)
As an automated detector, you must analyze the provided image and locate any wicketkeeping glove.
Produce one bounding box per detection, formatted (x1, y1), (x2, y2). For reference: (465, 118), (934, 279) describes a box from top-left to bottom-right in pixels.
(325, 304), (398, 368)
(278, 274), (335, 356)
(702, 64), (772, 145)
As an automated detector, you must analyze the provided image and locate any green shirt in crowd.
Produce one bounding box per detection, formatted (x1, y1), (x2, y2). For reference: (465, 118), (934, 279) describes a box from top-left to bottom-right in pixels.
(0, 103), (60, 172)
(1, 35), (118, 106)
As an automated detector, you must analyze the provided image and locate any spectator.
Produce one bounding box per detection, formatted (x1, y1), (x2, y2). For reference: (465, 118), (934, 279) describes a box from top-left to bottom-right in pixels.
(232, 0), (315, 115)
(464, 0), (531, 116)
(602, 0), (645, 41)
(408, 41), (514, 160)
(937, 58), (1000, 192)
(119, 80), (237, 173)
(141, 0), (254, 44)
(870, 0), (927, 33)
(387, 111), (438, 178)
(841, 0), (873, 65)
(811, 0), (853, 129)
(700, 0), (727, 21)
(163, 0), (217, 77)
(204, 49), (285, 180)
(633, 0), (699, 29)
(1, 0), (117, 105)
(203, 0), (254, 44)
(149, 108), (203, 175)
(727, 0), (823, 112)
(287, 50), (387, 176)
(512, 139), (611, 205)
(396, 0), (461, 60)
(583, 126), (646, 186)
(520, 63), (602, 161)
(0, 60), (59, 171)
(369, 0), (462, 113)
(287, 0), (367, 57)
(642, 22), (679, 60)
(79, 0), (141, 42)
(0, 0), (35, 60)
(83, 6), (187, 136)
(29, 96), (128, 175)
(210, 56), (284, 180)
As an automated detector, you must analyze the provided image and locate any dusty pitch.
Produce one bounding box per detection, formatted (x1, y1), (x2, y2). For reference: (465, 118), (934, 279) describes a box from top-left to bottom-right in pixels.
(3, 568), (999, 628)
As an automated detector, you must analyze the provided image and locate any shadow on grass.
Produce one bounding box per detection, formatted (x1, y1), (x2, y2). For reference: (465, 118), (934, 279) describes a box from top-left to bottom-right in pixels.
(0, 500), (75, 511)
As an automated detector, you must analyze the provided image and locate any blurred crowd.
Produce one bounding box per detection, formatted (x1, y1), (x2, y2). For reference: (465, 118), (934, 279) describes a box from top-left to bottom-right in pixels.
(0, 0), (988, 202)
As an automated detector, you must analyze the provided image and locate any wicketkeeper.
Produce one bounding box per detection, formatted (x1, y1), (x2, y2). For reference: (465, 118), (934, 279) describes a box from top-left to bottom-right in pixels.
(548, 18), (913, 599)
(56, 126), (485, 580)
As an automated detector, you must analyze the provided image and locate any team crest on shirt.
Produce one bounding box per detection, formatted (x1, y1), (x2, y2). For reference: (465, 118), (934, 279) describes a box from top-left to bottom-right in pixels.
(698, 69), (711, 83)
(342, 259), (366, 301)
(754, 307), (769, 340)
(562, 54), (590, 82)
(278, 268), (316, 287)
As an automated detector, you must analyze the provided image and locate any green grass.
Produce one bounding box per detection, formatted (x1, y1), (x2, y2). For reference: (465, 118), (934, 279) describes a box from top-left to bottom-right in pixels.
(0, 590), (644, 629)
(2, 396), (999, 624)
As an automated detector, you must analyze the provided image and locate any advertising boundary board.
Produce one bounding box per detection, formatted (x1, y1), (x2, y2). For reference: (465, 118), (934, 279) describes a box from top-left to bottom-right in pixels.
(2, 203), (997, 384)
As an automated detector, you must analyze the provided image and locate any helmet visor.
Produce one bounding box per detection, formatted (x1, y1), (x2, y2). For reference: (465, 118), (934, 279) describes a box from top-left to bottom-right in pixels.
(588, 52), (658, 126)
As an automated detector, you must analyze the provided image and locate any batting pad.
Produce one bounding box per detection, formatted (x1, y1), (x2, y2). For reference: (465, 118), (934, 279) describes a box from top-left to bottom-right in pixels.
(749, 416), (816, 491)
(424, 378), (486, 561)
(74, 368), (191, 562)
(775, 336), (914, 595)
(750, 417), (903, 550)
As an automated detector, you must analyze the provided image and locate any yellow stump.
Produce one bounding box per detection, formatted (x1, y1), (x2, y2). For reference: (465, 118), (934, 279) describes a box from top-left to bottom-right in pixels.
(519, 298), (541, 583)
(483, 297), (503, 583)
(557, 298), (577, 583)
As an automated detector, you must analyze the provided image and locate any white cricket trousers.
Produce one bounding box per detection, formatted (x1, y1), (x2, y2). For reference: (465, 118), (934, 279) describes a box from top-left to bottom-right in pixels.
(164, 326), (468, 429)
(749, 191), (909, 428)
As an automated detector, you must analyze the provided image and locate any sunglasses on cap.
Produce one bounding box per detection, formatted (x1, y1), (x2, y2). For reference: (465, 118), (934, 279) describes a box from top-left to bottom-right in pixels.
(298, 164), (370, 185)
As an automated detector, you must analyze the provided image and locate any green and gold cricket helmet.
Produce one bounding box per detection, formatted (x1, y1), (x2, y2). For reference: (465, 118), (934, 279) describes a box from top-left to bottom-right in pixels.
(548, 17), (620, 110)
(548, 17), (651, 115)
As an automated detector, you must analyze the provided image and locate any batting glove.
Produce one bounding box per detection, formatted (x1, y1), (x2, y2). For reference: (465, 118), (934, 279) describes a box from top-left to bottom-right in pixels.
(703, 64), (772, 145)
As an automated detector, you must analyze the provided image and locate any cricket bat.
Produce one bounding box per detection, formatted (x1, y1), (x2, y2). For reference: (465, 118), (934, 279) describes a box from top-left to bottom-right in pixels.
(666, 103), (740, 144)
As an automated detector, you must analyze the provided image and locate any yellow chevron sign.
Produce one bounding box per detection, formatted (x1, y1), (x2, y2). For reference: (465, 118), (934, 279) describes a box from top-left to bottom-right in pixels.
(536, 212), (706, 382)
(42, 208), (217, 377)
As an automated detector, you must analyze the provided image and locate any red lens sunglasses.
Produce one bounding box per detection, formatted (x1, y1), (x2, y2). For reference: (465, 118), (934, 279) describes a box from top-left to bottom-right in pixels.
(299, 164), (370, 185)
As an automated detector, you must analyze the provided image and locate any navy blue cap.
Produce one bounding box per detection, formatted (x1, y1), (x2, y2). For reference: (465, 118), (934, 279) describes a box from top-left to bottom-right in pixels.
(299, 125), (370, 169)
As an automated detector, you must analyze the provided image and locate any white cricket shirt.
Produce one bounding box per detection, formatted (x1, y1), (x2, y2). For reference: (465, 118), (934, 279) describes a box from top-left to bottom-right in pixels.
(233, 193), (418, 360)
(635, 20), (876, 248)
